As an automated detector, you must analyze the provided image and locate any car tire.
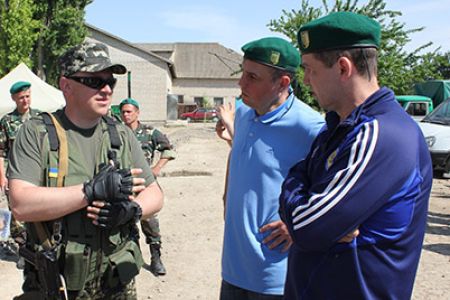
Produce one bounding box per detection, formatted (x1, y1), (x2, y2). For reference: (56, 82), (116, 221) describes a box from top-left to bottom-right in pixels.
(186, 117), (192, 123)
(212, 117), (219, 122)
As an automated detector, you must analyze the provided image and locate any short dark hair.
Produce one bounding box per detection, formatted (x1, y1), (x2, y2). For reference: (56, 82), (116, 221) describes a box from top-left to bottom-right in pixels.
(270, 68), (296, 82)
(313, 48), (378, 80)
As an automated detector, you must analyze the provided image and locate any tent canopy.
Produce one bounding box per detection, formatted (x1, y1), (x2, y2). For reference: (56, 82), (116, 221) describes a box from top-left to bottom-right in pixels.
(0, 63), (65, 116)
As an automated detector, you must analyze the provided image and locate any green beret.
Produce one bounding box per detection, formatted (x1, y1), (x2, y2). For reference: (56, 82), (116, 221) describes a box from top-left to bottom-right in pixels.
(10, 81), (31, 95)
(241, 37), (300, 72)
(298, 12), (381, 54)
(120, 98), (140, 109)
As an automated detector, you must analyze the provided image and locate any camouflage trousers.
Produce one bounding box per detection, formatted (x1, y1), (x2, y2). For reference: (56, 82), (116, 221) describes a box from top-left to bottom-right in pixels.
(15, 270), (137, 300)
(141, 214), (161, 245)
(69, 278), (137, 300)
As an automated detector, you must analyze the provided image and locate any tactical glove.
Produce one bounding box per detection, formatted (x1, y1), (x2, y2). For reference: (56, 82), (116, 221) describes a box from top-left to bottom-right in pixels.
(83, 163), (133, 204)
(96, 201), (142, 229)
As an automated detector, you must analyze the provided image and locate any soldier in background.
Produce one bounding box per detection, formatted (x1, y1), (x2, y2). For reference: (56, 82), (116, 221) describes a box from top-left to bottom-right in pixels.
(0, 81), (40, 268)
(120, 98), (176, 276)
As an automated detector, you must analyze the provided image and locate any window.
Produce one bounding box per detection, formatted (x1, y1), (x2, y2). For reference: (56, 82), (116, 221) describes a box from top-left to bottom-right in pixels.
(194, 97), (203, 106)
(214, 97), (224, 106)
(406, 102), (428, 116)
(178, 95), (184, 104)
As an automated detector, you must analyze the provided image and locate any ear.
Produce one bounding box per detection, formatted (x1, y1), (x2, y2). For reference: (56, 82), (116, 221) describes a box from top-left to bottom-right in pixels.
(337, 57), (352, 81)
(59, 77), (71, 94)
(279, 75), (291, 90)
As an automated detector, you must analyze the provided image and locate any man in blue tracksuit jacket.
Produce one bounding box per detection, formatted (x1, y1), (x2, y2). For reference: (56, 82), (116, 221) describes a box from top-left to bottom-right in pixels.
(279, 12), (433, 299)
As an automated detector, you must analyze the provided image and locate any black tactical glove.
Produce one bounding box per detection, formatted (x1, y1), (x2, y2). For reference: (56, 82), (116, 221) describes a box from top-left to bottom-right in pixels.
(83, 163), (133, 204)
(96, 201), (143, 229)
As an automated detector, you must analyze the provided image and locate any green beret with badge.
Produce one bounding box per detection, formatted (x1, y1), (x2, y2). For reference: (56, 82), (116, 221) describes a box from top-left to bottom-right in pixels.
(120, 98), (140, 110)
(298, 11), (381, 53)
(10, 81), (31, 95)
(241, 37), (300, 72)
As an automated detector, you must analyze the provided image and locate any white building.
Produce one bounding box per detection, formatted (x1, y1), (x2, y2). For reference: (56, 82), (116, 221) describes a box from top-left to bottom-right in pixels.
(87, 24), (242, 121)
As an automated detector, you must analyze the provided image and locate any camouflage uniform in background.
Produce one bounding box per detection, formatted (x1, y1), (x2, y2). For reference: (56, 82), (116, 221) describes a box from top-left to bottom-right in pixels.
(0, 108), (40, 245)
(134, 122), (175, 274)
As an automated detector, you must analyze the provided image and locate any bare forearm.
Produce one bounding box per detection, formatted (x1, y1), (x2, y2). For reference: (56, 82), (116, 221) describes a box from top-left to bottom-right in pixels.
(10, 179), (87, 222)
(134, 181), (163, 219)
(154, 158), (169, 171)
(0, 157), (5, 175)
(0, 157), (6, 180)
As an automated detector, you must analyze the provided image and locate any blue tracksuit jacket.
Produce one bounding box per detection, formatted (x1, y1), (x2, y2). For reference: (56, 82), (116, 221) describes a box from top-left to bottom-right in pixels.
(279, 87), (432, 299)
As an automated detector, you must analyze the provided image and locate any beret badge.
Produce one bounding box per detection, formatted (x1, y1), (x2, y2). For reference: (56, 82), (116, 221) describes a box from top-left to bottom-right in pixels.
(300, 31), (310, 49)
(270, 51), (280, 65)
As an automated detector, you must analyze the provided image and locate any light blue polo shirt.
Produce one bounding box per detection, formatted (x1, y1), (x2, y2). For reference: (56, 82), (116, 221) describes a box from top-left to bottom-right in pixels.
(221, 92), (324, 295)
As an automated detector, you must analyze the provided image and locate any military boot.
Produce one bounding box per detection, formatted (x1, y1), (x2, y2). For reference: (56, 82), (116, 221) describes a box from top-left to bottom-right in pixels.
(149, 243), (166, 276)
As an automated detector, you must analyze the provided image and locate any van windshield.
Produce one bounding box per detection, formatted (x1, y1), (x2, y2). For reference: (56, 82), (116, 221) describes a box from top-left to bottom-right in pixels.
(422, 98), (450, 125)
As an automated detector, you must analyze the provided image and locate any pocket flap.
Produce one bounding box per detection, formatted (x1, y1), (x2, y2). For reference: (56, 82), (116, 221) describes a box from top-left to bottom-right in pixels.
(109, 241), (143, 285)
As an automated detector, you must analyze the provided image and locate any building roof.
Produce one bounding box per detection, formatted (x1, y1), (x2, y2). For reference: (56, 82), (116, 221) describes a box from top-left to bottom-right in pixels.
(137, 42), (242, 79)
(86, 24), (174, 66)
(86, 24), (242, 80)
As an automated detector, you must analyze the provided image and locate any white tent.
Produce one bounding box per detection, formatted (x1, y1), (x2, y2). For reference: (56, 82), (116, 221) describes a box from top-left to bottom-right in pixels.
(0, 63), (65, 116)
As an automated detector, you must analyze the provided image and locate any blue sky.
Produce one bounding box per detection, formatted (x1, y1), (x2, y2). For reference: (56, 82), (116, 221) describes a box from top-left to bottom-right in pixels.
(85, 0), (450, 54)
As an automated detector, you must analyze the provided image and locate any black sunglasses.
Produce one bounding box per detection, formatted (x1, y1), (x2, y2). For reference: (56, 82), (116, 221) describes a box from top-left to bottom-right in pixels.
(67, 76), (117, 90)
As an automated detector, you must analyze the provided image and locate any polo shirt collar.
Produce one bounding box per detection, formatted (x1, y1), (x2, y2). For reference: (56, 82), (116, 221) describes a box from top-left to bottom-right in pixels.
(253, 89), (295, 124)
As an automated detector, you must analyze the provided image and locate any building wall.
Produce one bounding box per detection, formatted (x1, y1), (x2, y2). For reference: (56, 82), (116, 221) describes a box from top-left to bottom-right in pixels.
(172, 78), (240, 106)
(88, 29), (242, 120)
(87, 34), (171, 121)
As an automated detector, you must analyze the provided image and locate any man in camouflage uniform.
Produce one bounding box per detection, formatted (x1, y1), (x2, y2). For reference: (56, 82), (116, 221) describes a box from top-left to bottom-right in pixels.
(120, 98), (176, 276)
(9, 41), (164, 300)
(0, 81), (40, 268)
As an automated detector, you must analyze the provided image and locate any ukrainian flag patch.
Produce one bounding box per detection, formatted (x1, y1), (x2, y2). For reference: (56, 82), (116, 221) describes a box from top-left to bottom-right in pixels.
(48, 168), (58, 178)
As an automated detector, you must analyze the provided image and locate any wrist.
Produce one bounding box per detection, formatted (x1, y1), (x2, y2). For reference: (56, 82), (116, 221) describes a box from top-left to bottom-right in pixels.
(82, 180), (94, 205)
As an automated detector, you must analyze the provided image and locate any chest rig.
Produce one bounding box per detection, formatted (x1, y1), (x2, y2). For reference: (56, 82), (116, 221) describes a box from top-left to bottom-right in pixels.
(27, 112), (143, 292)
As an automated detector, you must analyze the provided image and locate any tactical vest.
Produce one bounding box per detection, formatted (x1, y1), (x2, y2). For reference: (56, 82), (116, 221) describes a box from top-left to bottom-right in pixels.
(26, 112), (144, 293)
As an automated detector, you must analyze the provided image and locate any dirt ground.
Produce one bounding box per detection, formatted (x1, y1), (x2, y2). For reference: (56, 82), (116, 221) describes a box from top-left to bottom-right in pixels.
(0, 122), (449, 299)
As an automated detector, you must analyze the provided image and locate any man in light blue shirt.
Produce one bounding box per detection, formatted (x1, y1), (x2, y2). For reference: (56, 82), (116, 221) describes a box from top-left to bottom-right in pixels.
(217, 37), (324, 299)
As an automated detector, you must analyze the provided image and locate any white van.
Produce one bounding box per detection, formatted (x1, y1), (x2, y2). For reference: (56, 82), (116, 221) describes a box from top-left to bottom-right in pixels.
(418, 97), (450, 178)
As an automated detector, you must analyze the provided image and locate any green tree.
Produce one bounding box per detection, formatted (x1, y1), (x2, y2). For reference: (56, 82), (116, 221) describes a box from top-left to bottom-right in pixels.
(268, 0), (442, 108)
(0, 0), (39, 76)
(431, 51), (450, 79)
(33, 0), (92, 85)
(199, 96), (212, 108)
(0, 0), (91, 84)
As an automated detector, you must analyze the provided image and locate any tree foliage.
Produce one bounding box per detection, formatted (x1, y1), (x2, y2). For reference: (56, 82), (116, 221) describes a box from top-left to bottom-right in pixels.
(0, 0), (39, 75)
(431, 51), (450, 79)
(268, 0), (445, 109)
(33, 0), (92, 85)
(0, 0), (92, 85)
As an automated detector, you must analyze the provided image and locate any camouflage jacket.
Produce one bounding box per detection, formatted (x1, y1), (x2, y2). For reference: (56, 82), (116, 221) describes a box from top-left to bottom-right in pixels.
(0, 108), (40, 158)
(134, 122), (176, 165)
